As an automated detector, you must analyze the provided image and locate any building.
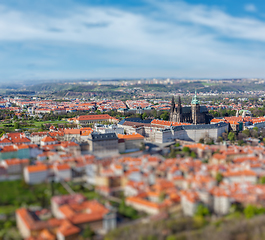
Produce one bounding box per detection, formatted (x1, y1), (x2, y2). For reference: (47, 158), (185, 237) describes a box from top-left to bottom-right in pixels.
(40, 136), (58, 146)
(51, 194), (116, 233)
(117, 133), (144, 153)
(53, 164), (71, 182)
(87, 132), (119, 155)
(74, 114), (118, 125)
(24, 165), (50, 184)
(118, 118), (228, 143)
(1, 158), (29, 175)
(169, 92), (212, 124)
(180, 190), (200, 216)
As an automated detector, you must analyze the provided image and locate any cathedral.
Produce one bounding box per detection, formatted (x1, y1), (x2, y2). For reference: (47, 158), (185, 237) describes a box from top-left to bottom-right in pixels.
(169, 91), (213, 124)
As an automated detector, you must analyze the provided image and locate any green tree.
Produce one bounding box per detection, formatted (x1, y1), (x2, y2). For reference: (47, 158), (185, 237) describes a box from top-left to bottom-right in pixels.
(14, 122), (20, 129)
(195, 204), (210, 217)
(160, 111), (169, 120)
(228, 132), (235, 142)
(159, 191), (166, 202)
(242, 129), (250, 137)
(82, 225), (95, 239)
(260, 176), (265, 184)
(216, 172), (223, 184)
(142, 112), (147, 119)
(244, 205), (256, 219)
(182, 147), (190, 153)
(190, 151), (196, 158)
(166, 236), (177, 240)
(152, 109), (157, 119)
(253, 127), (259, 132)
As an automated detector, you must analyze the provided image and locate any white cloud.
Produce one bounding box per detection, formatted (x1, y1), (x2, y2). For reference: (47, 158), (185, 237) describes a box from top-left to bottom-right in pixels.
(0, 1), (265, 79)
(244, 4), (257, 12)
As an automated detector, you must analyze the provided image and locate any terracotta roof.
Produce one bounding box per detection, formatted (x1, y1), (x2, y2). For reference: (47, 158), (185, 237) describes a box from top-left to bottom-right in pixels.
(223, 170), (257, 177)
(57, 220), (80, 237)
(4, 158), (29, 166)
(126, 196), (163, 209)
(55, 164), (70, 171)
(41, 136), (57, 143)
(77, 114), (113, 121)
(0, 138), (12, 144)
(39, 229), (55, 240)
(0, 145), (17, 153)
(63, 129), (81, 135)
(117, 133), (144, 140)
(26, 165), (48, 173)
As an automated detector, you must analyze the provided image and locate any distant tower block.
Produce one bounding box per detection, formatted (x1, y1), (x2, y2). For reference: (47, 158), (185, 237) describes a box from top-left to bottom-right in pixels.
(236, 110), (239, 117)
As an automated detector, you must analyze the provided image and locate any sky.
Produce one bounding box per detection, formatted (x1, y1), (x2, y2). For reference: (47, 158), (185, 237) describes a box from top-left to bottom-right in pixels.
(1, 0), (265, 81)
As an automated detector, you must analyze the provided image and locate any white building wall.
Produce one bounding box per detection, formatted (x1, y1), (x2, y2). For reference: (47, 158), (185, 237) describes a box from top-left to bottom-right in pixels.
(24, 169), (48, 184)
(213, 196), (230, 215)
(54, 169), (71, 181)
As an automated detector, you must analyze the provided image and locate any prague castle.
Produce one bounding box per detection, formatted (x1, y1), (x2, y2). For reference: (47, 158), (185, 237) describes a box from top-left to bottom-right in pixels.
(169, 91), (213, 124)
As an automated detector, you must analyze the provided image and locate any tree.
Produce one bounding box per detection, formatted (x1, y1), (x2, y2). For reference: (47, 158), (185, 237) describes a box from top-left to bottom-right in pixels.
(140, 142), (145, 151)
(160, 111), (169, 120)
(142, 112), (147, 120)
(182, 147), (190, 153)
(82, 225), (95, 239)
(195, 204), (210, 217)
(228, 132), (235, 142)
(216, 172), (223, 184)
(159, 191), (166, 202)
(152, 109), (157, 119)
(244, 205), (256, 219)
(216, 136), (223, 143)
(253, 127), (259, 132)
(222, 131), (228, 141)
(190, 151), (196, 158)
(14, 122), (20, 129)
(166, 236), (177, 240)
(242, 129), (250, 137)
(260, 176), (265, 184)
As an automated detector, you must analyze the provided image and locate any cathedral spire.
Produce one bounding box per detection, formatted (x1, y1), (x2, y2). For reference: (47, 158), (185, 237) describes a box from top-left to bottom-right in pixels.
(191, 90), (199, 105)
(177, 96), (182, 113)
(170, 96), (175, 112)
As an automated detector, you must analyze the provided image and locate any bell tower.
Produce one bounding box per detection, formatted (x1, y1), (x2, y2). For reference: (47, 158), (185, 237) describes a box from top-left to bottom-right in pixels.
(191, 90), (200, 124)
(177, 96), (183, 122)
(169, 96), (175, 122)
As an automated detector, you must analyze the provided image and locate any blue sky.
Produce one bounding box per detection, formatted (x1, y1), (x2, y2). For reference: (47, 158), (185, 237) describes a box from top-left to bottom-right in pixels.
(1, 0), (265, 81)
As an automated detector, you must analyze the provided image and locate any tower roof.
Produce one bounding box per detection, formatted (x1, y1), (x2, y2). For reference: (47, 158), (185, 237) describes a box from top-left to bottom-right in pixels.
(191, 90), (199, 105)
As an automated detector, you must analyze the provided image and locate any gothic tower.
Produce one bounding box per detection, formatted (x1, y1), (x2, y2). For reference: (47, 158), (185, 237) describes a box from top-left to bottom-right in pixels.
(191, 90), (200, 124)
(169, 96), (175, 122)
(176, 96), (183, 122)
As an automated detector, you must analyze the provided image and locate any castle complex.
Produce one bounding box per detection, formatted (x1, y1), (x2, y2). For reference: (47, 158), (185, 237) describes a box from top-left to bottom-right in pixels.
(169, 91), (212, 124)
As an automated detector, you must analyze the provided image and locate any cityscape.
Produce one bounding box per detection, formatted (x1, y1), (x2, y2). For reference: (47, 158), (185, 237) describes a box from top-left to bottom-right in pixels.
(1, 0), (265, 240)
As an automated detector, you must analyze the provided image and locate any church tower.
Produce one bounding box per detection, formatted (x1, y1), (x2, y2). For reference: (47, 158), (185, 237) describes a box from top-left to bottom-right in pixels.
(176, 96), (183, 122)
(191, 90), (200, 124)
(169, 96), (175, 122)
